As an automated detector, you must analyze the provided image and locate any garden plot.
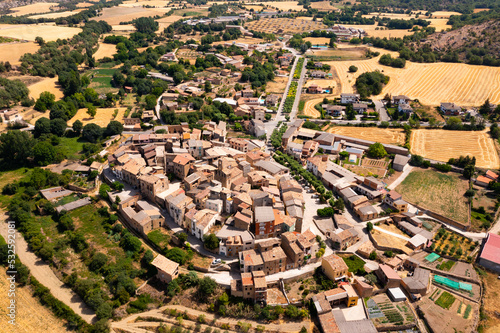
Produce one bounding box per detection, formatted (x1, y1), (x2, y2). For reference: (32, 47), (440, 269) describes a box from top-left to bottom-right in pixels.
(366, 294), (415, 327)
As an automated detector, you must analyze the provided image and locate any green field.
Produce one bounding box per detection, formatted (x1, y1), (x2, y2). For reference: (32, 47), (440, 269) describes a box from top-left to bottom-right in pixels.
(341, 254), (365, 273)
(395, 169), (469, 223)
(58, 137), (85, 160)
(89, 68), (118, 93)
(435, 291), (456, 309)
(437, 260), (456, 272)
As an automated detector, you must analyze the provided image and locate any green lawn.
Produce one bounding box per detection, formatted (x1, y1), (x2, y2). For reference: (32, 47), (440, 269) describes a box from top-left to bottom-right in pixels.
(435, 291), (456, 309)
(342, 254), (365, 273)
(147, 229), (170, 250)
(395, 169), (469, 223)
(58, 137), (85, 160)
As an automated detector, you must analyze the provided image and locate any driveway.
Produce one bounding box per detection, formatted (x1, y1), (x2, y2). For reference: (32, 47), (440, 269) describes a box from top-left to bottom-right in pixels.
(388, 164), (413, 190)
(374, 100), (390, 122)
(0, 211), (96, 324)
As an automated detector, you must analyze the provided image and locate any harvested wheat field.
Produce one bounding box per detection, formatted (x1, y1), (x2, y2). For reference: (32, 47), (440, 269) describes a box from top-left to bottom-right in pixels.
(326, 126), (405, 145)
(28, 77), (64, 100)
(304, 37), (330, 44)
(69, 107), (127, 127)
(304, 79), (334, 89)
(410, 129), (499, 169)
(347, 24), (414, 38)
(120, 0), (173, 7)
(473, 8), (490, 13)
(91, 7), (164, 25)
(9, 2), (59, 16)
(363, 12), (416, 19)
(302, 97), (324, 118)
(427, 18), (451, 31)
(0, 42), (39, 65)
(266, 76), (288, 94)
(244, 5), (265, 11)
(245, 17), (326, 34)
(76, 2), (95, 8)
(0, 268), (68, 333)
(94, 42), (117, 60)
(308, 47), (369, 61)
(28, 9), (84, 19)
(431, 11), (461, 18)
(328, 57), (500, 106)
(310, 1), (338, 11)
(0, 24), (81, 42)
(213, 37), (265, 45)
(260, 1), (305, 11)
(156, 15), (184, 30)
(297, 16), (321, 21)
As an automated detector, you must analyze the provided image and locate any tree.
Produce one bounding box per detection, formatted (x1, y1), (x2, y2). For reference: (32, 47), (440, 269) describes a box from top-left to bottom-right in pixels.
(72, 120), (83, 135)
(0, 130), (35, 165)
(369, 251), (377, 260)
(198, 277), (217, 298)
(203, 234), (219, 250)
(367, 142), (387, 159)
(339, 151), (349, 160)
(334, 198), (345, 212)
(348, 65), (358, 72)
(35, 91), (55, 111)
(133, 17), (159, 33)
(366, 222), (374, 233)
(166, 247), (188, 265)
(87, 105), (97, 118)
(50, 118), (67, 137)
(33, 141), (57, 166)
(120, 233), (142, 253)
(82, 123), (102, 143)
(34, 117), (51, 137)
(463, 165), (475, 179)
(105, 120), (124, 136)
(446, 116), (462, 130)
(89, 253), (108, 272)
(479, 99), (492, 115)
(111, 181), (124, 191)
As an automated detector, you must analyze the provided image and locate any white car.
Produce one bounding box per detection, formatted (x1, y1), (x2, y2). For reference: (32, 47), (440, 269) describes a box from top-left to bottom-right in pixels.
(212, 258), (221, 265)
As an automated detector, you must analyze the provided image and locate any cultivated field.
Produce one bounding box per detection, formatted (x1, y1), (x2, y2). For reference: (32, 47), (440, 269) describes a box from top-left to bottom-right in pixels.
(0, 42), (39, 65)
(90, 7), (165, 25)
(243, 5), (265, 11)
(156, 15), (184, 30)
(395, 169), (470, 223)
(410, 129), (499, 169)
(28, 9), (84, 19)
(302, 97), (326, 118)
(120, 0), (176, 7)
(307, 47), (369, 61)
(0, 267), (68, 333)
(427, 18), (452, 31)
(265, 76), (288, 94)
(68, 107), (127, 127)
(213, 37), (265, 45)
(245, 18), (326, 34)
(431, 11), (461, 18)
(94, 42), (117, 60)
(259, 1), (305, 11)
(76, 2), (95, 8)
(325, 126), (405, 145)
(9, 2), (59, 16)
(344, 24), (414, 38)
(309, 1), (338, 11)
(28, 77), (64, 100)
(0, 24), (82, 42)
(304, 37), (330, 44)
(327, 57), (500, 106)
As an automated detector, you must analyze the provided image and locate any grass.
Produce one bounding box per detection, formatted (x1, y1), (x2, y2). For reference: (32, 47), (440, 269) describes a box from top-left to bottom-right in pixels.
(435, 291), (456, 309)
(437, 260), (456, 272)
(395, 169), (469, 223)
(55, 194), (80, 207)
(58, 137), (84, 160)
(298, 100), (305, 112)
(463, 304), (472, 319)
(147, 230), (170, 250)
(341, 254), (365, 273)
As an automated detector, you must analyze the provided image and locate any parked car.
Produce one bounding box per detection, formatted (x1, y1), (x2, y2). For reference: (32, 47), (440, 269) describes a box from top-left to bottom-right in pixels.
(212, 258), (221, 265)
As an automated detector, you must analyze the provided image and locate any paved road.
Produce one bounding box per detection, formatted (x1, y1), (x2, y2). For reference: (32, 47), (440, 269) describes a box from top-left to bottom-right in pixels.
(0, 211), (96, 324)
(388, 164), (413, 190)
(374, 100), (390, 122)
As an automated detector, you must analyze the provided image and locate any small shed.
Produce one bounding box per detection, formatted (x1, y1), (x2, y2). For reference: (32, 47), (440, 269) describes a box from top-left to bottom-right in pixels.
(387, 287), (407, 302)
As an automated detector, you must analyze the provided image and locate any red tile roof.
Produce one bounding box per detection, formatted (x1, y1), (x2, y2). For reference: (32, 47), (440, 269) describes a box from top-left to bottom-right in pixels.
(480, 233), (500, 264)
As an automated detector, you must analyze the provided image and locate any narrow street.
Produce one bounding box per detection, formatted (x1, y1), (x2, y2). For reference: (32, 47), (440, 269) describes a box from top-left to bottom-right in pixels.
(374, 100), (390, 122)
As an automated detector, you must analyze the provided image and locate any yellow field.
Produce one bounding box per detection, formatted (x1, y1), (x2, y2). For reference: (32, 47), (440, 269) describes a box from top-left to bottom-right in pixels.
(28, 77), (64, 100)
(120, 0), (174, 7)
(310, 1), (337, 11)
(326, 126), (405, 145)
(76, 2), (95, 8)
(94, 42), (117, 60)
(363, 12), (416, 19)
(244, 5), (265, 11)
(9, 2), (59, 16)
(304, 37), (330, 44)
(0, 42), (39, 65)
(431, 11), (461, 18)
(259, 1), (305, 11)
(28, 9), (84, 19)
(302, 97), (324, 118)
(427, 18), (451, 31)
(0, 24), (82, 42)
(68, 107), (127, 127)
(245, 17), (326, 34)
(265, 76), (288, 94)
(411, 129), (499, 169)
(0, 268), (68, 333)
(346, 24), (414, 38)
(297, 16), (321, 21)
(156, 15), (184, 30)
(213, 37), (265, 45)
(327, 57), (500, 106)
(91, 7), (165, 25)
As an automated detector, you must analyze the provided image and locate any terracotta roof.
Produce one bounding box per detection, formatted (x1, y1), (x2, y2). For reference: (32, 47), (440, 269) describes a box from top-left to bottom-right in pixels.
(379, 264), (401, 280)
(151, 254), (179, 275)
(486, 170), (499, 180)
(173, 153), (195, 165)
(480, 233), (500, 264)
(323, 254), (349, 273)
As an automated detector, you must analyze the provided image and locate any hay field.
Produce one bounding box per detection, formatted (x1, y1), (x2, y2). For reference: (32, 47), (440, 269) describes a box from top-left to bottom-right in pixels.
(297, 16), (321, 21)
(259, 1), (305, 11)
(28, 9), (84, 19)
(0, 42), (39, 65)
(156, 15), (184, 30)
(245, 17), (326, 34)
(302, 97), (323, 118)
(243, 5), (265, 11)
(347, 24), (414, 38)
(327, 57), (500, 106)
(410, 129), (499, 169)
(0, 24), (81, 42)
(28, 77), (64, 100)
(91, 7), (164, 25)
(310, 1), (337, 11)
(266, 76), (288, 94)
(304, 79), (334, 88)
(427, 18), (451, 31)
(213, 37), (265, 45)
(363, 12), (416, 19)
(94, 42), (117, 60)
(0, 268), (68, 333)
(76, 2), (95, 8)
(120, 0), (173, 7)
(308, 47), (368, 61)
(473, 8), (490, 13)
(68, 107), (127, 127)
(304, 37), (330, 44)
(326, 126), (405, 145)
(9, 2), (58, 16)
(431, 11), (461, 18)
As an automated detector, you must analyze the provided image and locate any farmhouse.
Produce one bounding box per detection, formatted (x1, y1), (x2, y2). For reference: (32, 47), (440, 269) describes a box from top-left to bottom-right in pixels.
(340, 93), (360, 104)
(376, 264), (401, 288)
(392, 95), (410, 105)
(308, 84), (323, 94)
(440, 102), (462, 115)
(311, 70), (327, 78)
(151, 254), (179, 283)
(393, 154), (410, 171)
(323, 104), (345, 117)
(478, 233), (500, 272)
(475, 175), (491, 187)
(398, 104), (413, 114)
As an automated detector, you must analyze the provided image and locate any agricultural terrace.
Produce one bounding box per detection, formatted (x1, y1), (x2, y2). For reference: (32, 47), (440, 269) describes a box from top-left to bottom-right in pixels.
(420, 286), (477, 333)
(327, 57), (500, 106)
(431, 228), (477, 261)
(245, 18), (327, 35)
(68, 107), (127, 127)
(0, 24), (82, 42)
(395, 169), (469, 223)
(325, 125), (405, 145)
(410, 129), (499, 169)
(0, 266), (67, 333)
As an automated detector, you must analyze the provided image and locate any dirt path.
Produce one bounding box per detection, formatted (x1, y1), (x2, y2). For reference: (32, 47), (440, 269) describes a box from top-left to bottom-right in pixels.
(112, 304), (311, 333)
(0, 211), (96, 324)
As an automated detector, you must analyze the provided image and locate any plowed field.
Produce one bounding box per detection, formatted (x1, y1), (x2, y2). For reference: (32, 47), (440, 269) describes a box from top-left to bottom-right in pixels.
(326, 126), (405, 145)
